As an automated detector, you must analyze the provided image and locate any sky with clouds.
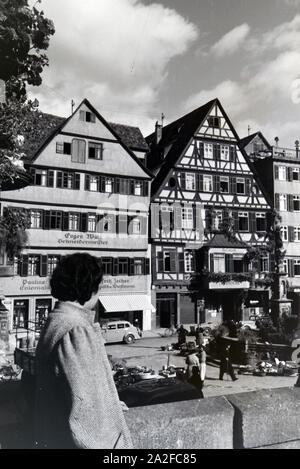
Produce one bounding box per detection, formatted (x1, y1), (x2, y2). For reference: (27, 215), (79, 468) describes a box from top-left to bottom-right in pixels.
(28, 0), (300, 146)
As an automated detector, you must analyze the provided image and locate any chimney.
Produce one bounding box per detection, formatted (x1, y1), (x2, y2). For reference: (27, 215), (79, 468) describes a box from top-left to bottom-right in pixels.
(155, 121), (162, 145)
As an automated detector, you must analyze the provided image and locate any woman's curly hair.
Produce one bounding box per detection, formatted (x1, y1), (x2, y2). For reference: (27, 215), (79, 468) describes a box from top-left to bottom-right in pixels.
(50, 253), (103, 305)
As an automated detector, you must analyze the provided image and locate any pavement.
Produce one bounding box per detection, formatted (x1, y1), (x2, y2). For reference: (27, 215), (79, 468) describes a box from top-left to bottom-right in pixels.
(105, 334), (299, 398)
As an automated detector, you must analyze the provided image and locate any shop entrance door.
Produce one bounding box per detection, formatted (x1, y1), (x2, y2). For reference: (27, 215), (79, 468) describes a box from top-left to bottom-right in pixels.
(156, 294), (177, 328)
(13, 299), (29, 329)
(35, 298), (52, 329)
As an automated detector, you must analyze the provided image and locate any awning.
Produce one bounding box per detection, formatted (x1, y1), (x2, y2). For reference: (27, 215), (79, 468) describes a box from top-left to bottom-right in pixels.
(99, 295), (156, 313)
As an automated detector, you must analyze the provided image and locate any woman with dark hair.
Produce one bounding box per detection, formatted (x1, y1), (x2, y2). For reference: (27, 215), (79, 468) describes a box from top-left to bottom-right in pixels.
(34, 253), (133, 449)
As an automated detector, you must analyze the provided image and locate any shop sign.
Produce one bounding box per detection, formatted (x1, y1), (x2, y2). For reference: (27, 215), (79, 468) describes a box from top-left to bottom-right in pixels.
(57, 233), (109, 247)
(99, 276), (147, 293)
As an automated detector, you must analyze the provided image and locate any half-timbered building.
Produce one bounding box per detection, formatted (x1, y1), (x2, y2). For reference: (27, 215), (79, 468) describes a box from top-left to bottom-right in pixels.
(146, 99), (271, 329)
(0, 99), (153, 347)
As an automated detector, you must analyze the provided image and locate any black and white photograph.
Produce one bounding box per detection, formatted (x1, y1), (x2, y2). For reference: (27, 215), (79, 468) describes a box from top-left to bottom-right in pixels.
(0, 0), (300, 453)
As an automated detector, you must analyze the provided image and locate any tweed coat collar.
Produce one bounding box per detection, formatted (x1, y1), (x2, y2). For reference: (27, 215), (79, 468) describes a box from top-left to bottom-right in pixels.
(51, 301), (96, 326)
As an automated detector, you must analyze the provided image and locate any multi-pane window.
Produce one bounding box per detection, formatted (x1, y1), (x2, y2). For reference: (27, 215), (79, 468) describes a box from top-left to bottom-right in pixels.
(279, 194), (287, 211)
(56, 142), (71, 155)
(220, 176), (229, 193)
(295, 260), (300, 276)
(68, 214), (80, 231)
(80, 110), (96, 123)
(34, 169), (47, 186)
(295, 227), (300, 242)
(105, 178), (113, 193)
(238, 212), (249, 231)
(260, 257), (269, 272)
(88, 214), (97, 232)
(282, 259), (288, 273)
(88, 142), (103, 160)
(161, 205), (174, 231)
(134, 181), (142, 196)
(89, 176), (99, 191)
(181, 207), (193, 229)
(47, 256), (60, 276)
(49, 211), (62, 230)
(134, 259), (143, 275)
(101, 257), (113, 275)
(28, 256), (40, 276)
(233, 255), (244, 273)
(102, 215), (114, 233)
(204, 143), (213, 159)
(208, 116), (220, 128)
(212, 210), (223, 230)
(256, 213), (266, 232)
(221, 145), (230, 161)
(118, 258), (128, 275)
(184, 251), (194, 273)
(293, 196), (300, 211)
(278, 166), (286, 181)
(186, 173), (196, 190)
(203, 175), (213, 192)
(236, 178), (245, 194)
(293, 168), (300, 181)
(164, 252), (171, 272)
(132, 219), (141, 234)
(30, 210), (42, 229)
(213, 254), (225, 273)
(281, 226), (288, 241)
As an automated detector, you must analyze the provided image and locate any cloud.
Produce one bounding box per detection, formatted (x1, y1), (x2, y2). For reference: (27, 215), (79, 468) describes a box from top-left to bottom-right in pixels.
(28, 0), (198, 131)
(211, 23), (250, 57)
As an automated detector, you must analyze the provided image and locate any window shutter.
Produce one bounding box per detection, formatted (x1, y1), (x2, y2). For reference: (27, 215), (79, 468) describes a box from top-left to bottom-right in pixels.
(210, 253), (214, 273)
(274, 193), (280, 210)
(57, 171), (63, 188)
(74, 173), (81, 190)
(47, 170), (54, 187)
(205, 209), (212, 231)
(230, 146), (236, 162)
(157, 251), (164, 273)
(178, 252), (185, 273)
(181, 172), (186, 190)
(63, 172), (68, 188)
(43, 211), (50, 230)
(199, 142), (204, 159)
(113, 258), (119, 276)
(141, 217), (147, 235)
(288, 226), (295, 242)
(225, 254), (233, 273)
(269, 255), (275, 274)
(143, 181), (149, 197)
(245, 178), (251, 195)
(20, 255), (29, 277)
(174, 205), (182, 230)
(130, 180), (135, 195)
(85, 174), (90, 191)
(288, 194), (294, 212)
(232, 211), (239, 231)
(288, 259), (295, 277)
(230, 177), (237, 194)
(145, 258), (150, 275)
(40, 255), (48, 277)
(118, 214), (128, 234)
(72, 139), (86, 163)
(129, 258), (135, 276)
(62, 212), (69, 231)
(250, 212), (256, 232)
(170, 251), (176, 272)
(79, 110), (85, 121)
(274, 166), (279, 179)
(214, 144), (220, 160)
(80, 213), (88, 232)
(196, 174), (203, 191)
(214, 175), (220, 193)
(114, 178), (120, 194)
(99, 176), (105, 193)
(288, 167), (293, 182)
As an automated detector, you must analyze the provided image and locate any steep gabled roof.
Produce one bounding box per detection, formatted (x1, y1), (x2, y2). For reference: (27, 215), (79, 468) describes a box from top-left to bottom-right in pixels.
(205, 233), (247, 249)
(23, 98), (152, 178)
(146, 98), (240, 197)
(239, 131), (272, 151)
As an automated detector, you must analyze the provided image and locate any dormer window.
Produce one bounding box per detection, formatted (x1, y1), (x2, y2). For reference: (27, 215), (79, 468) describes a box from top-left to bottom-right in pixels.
(79, 110), (96, 123)
(88, 142), (103, 160)
(208, 116), (220, 128)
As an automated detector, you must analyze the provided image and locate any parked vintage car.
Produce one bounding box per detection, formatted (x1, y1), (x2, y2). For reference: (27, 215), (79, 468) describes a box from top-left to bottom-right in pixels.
(101, 320), (142, 344)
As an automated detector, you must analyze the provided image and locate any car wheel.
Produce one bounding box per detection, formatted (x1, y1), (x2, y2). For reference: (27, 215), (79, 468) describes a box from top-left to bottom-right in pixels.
(124, 334), (135, 344)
